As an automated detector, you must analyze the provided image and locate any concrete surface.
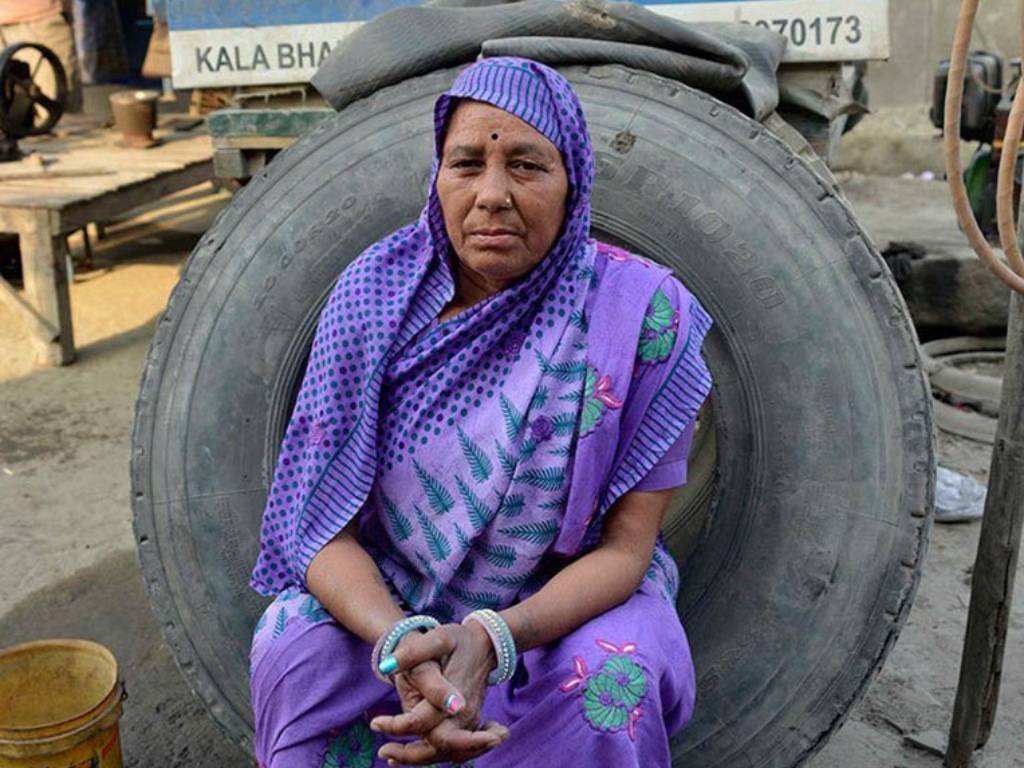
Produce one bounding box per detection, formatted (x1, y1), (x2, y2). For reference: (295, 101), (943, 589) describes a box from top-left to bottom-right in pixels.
(0, 185), (245, 766)
(1, 179), (1022, 768)
(870, 0), (1021, 109)
(832, 105), (976, 178)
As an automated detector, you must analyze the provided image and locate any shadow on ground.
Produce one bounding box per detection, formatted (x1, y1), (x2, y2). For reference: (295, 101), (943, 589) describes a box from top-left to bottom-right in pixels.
(0, 550), (249, 767)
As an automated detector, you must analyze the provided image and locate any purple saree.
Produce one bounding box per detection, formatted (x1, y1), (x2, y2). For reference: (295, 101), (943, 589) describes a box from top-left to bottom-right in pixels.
(249, 58), (713, 768)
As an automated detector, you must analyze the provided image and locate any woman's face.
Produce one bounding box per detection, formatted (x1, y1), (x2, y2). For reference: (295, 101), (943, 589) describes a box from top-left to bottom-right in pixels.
(436, 100), (570, 292)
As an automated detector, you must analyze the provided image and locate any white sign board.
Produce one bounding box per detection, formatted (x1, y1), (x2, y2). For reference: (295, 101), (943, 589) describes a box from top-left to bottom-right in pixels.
(169, 0), (890, 89)
(649, 0), (890, 64)
(171, 22), (358, 89)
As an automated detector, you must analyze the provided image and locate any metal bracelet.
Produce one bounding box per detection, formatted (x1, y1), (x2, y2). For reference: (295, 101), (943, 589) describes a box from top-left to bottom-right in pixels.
(462, 609), (517, 686)
(371, 614), (440, 686)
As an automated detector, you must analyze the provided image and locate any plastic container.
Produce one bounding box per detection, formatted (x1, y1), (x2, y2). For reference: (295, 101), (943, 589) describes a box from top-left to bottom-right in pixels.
(0, 640), (124, 768)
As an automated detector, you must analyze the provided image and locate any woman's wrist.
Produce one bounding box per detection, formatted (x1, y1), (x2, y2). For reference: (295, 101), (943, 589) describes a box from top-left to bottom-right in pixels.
(498, 605), (541, 654)
(372, 615), (442, 683)
(462, 610), (517, 685)
(464, 618), (498, 672)
(305, 526), (408, 646)
(369, 609), (408, 643)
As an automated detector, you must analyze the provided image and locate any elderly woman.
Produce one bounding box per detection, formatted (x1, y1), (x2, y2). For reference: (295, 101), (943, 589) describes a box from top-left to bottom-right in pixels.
(249, 57), (712, 768)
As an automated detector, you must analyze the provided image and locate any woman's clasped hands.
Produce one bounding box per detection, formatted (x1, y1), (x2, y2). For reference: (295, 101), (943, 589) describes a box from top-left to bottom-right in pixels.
(370, 623), (510, 766)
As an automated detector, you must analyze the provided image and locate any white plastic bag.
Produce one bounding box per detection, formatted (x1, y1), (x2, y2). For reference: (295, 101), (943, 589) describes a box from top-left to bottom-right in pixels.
(935, 466), (987, 523)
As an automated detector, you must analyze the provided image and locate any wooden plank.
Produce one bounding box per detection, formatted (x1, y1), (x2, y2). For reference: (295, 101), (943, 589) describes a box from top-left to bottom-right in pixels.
(0, 168), (115, 182)
(17, 209), (74, 365)
(59, 159), (213, 232)
(0, 159), (212, 220)
(0, 156), (173, 177)
(85, 145), (205, 160)
(24, 127), (209, 151)
(28, 154), (205, 173)
(0, 178), (124, 196)
(2, 172), (177, 194)
(0, 129), (212, 203)
(0, 182), (90, 197)
(0, 191), (91, 209)
(38, 153), (191, 169)
(0, 180), (121, 207)
(57, 147), (207, 164)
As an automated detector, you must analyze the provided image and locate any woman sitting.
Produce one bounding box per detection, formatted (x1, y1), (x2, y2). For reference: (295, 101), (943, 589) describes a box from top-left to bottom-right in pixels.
(249, 56), (713, 768)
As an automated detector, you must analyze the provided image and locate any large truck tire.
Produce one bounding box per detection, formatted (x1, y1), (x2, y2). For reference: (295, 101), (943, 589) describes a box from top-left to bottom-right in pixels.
(131, 64), (934, 766)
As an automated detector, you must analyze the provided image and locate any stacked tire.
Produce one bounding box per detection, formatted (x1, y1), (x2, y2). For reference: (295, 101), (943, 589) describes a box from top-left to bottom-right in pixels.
(132, 65), (934, 766)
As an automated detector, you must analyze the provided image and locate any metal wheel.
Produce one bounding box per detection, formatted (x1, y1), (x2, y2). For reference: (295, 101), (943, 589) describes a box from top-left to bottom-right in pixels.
(0, 42), (67, 137)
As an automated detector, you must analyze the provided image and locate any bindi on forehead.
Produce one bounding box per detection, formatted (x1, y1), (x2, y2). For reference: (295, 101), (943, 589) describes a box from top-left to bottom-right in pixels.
(491, 132), (499, 140)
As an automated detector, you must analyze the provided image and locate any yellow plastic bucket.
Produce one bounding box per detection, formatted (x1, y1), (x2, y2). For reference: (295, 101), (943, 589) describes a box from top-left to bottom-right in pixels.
(0, 640), (124, 768)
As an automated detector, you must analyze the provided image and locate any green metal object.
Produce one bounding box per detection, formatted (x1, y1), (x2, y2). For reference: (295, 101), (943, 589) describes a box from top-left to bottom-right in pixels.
(207, 108), (331, 140)
(963, 144), (992, 211)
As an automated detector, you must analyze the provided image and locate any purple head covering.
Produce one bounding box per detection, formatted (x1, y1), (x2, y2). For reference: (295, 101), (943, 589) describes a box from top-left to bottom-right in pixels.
(251, 58), (600, 596)
(425, 57), (594, 265)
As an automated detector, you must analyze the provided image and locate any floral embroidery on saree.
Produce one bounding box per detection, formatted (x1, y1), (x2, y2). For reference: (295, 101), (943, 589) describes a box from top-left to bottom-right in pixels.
(560, 639), (648, 740)
(603, 243), (653, 268)
(638, 288), (680, 365)
(320, 721), (376, 768)
(578, 365), (624, 436)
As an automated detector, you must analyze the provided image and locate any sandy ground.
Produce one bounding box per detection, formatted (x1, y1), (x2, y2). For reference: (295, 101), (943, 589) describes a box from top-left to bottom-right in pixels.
(832, 105), (975, 178)
(0, 177), (1022, 767)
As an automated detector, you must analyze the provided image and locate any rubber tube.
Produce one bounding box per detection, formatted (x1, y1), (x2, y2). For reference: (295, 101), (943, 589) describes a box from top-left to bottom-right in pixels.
(944, 0), (1024, 295)
(995, 3), (1024, 277)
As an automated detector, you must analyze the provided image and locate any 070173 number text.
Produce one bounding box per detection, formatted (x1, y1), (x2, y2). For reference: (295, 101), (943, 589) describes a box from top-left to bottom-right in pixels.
(748, 15), (863, 47)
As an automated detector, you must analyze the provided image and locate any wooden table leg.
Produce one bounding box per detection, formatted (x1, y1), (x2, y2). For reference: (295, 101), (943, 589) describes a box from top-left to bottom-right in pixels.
(18, 209), (75, 366)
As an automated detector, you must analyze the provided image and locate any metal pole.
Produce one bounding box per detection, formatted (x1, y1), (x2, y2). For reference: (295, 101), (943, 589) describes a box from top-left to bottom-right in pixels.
(945, 288), (1024, 766)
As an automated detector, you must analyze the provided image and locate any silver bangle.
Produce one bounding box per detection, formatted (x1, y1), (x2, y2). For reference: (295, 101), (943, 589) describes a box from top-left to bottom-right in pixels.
(462, 609), (517, 685)
(371, 614), (440, 685)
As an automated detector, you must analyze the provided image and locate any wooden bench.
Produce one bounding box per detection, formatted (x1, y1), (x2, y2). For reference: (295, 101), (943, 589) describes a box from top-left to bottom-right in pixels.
(0, 118), (213, 366)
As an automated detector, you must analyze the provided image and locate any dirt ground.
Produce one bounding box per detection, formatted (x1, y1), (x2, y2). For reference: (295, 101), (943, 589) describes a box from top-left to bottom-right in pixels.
(0, 177), (1022, 767)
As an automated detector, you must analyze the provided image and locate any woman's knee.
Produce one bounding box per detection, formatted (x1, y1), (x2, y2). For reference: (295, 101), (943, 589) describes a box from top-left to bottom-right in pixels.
(528, 584), (695, 731)
(250, 610), (387, 764)
(251, 590), (335, 659)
